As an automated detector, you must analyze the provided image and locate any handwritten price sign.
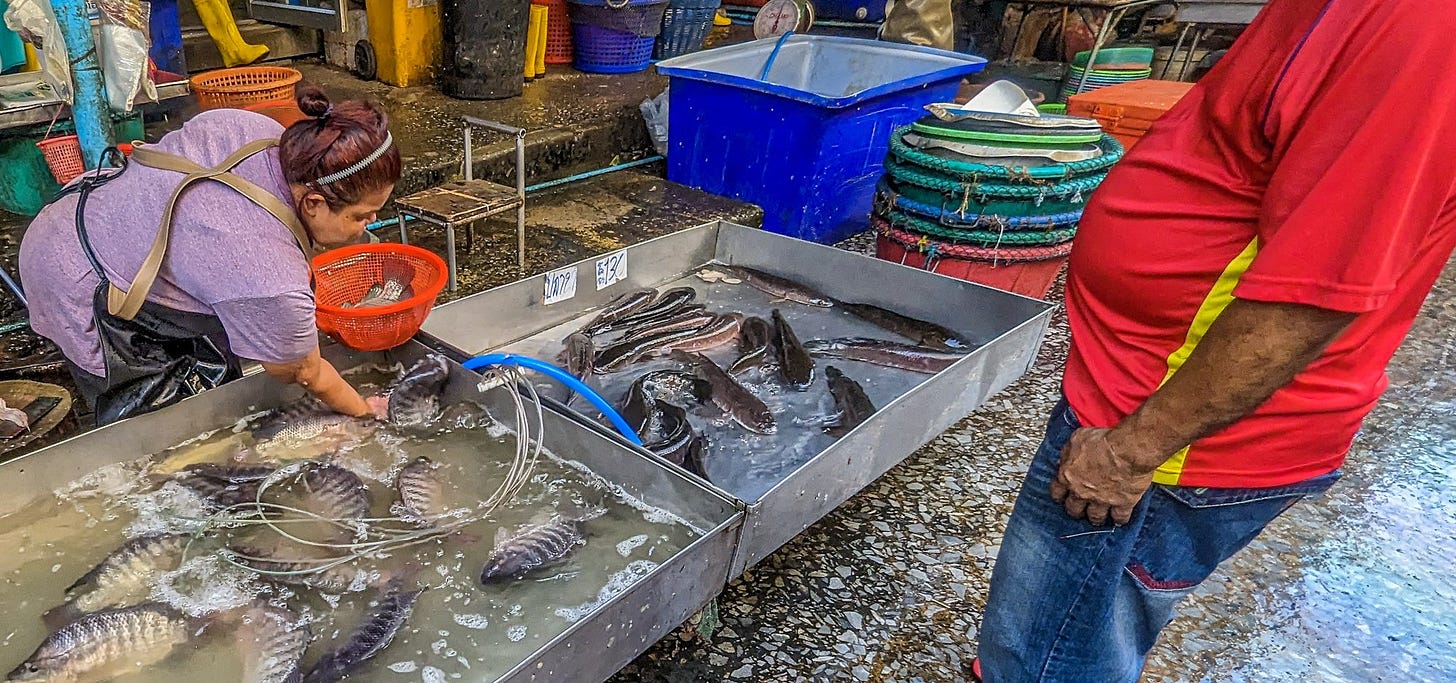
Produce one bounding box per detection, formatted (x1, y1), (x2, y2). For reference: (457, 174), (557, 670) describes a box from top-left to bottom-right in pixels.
(595, 250), (628, 290)
(543, 266), (577, 305)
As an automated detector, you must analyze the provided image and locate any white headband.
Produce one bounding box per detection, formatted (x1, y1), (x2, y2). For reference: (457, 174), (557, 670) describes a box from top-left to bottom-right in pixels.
(311, 131), (394, 187)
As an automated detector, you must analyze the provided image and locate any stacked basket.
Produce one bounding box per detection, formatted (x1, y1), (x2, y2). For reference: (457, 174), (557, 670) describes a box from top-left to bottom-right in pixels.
(1059, 47), (1154, 102)
(872, 110), (1124, 298)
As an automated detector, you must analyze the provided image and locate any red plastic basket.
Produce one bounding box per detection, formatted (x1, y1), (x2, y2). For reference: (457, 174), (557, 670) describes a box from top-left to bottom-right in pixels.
(312, 244), (448, 351)
(534, 0), (574, 64)
(37, 135), (84, 184)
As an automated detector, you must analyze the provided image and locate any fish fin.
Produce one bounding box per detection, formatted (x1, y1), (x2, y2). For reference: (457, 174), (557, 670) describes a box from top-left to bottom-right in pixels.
(41, 603), (79, 631)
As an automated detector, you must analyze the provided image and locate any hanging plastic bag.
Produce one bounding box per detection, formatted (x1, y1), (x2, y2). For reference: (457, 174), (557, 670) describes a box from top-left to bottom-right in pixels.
(4, 0), (71, 101)
(639, 89), (669, 156)
(97, 0), (156, 111)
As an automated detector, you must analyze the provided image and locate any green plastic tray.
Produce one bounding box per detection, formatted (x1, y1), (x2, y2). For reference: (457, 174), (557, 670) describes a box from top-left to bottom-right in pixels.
(910, 120), (1105, 145)
(890, 129), (1124, 183)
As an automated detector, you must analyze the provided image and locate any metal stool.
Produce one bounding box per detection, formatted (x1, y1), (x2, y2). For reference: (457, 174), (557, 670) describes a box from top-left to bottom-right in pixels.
(395, 116), (526, 291)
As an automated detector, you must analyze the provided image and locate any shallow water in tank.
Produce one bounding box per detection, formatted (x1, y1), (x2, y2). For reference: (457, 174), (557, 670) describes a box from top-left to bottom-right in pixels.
(501, 267), (984, 503)
(0, 366), (701, 682)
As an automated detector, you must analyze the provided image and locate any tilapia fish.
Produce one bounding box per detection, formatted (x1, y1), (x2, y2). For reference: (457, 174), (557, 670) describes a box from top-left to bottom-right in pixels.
(387, 355), (451, 427)
(395, 456), (448, 526)
(594, 315), (740, 373)
(588, 287), (697, 335)
(728, 316), (773, 374)
(236, 604), (309, 683)
(721, 266), (833, 307)
(839, 302), (971, 350)
(302, 581), (422, 683)
(671, 350), (776, 435)
(251, 401), (375, 458)
(51, 534), (188, 624)
(293, 463), (373, 537)
(173, 463), (276, 509)
(803, 337), (966, 374)
(578, 287), (657, 335)
(342, 260), (416, 308)
(8, 604), (194, 682)
(824, 366), (876, 437)
(771, 309), (814, 390)
(480, 512), (600, 583)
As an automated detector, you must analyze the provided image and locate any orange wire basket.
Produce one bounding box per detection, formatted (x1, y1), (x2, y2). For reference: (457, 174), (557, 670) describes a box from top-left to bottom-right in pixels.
(312, 244), (448, 352)
(37, 135), (84, 184)
(190, 66), (303, 110)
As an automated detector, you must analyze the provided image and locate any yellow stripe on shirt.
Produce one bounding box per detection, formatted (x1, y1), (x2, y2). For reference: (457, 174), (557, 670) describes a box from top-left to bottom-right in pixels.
(1151, 237), (1261, 486)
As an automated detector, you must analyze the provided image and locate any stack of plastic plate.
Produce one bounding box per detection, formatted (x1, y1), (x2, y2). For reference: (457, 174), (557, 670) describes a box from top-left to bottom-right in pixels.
(1059, 46), (1155, 102)
(868, 84), (1127, 297)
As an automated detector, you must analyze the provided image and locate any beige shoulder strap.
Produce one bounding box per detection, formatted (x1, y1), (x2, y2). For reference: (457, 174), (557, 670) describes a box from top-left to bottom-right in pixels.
(113, 139), (313, 320)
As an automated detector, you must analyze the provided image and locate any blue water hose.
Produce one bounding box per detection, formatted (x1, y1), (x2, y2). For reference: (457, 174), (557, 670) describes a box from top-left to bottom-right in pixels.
(759, 31), (795, 80)
(462, 353), (644, 447)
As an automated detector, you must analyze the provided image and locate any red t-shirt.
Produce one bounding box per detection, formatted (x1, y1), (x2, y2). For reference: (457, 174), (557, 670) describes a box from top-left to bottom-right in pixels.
(1063, 0), (1456, 489)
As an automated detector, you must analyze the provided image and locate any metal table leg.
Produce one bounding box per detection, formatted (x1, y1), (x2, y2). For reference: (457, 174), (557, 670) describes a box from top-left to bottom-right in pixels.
(1180, 24), (1205, 80)
(445, 222), (458, 292)
(1162, 21), (1193, 79)
(398, 213), (410, 245)
(1075, 7), (1124, 95)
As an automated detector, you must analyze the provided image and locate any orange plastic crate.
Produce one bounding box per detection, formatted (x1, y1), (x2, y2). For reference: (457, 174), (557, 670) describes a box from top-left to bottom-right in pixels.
(1067, 79), (1194, 149)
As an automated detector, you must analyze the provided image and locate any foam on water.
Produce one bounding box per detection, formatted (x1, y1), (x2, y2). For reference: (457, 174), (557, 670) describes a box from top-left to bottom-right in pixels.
(506, 625), (527, 642)
(553, 560), (659, 622)
(452, 613), (489, 629)
(616, 534), (649, 557)
(123, 481), (217, 537)
(153, 554), (263, 617)
(388, 661), (419, 673)
(422, 666), (446, 683)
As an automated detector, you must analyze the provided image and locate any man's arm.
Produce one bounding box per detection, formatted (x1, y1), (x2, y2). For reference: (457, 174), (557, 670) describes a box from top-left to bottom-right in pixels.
(1052, 298), (1355, 525)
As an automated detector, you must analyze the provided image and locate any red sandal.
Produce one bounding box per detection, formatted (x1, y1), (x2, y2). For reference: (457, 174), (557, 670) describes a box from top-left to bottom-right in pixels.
(970, 657), (983, 682)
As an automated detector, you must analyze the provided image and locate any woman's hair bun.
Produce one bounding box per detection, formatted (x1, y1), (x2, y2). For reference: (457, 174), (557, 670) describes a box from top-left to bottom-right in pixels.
(296, 84), (331, 118)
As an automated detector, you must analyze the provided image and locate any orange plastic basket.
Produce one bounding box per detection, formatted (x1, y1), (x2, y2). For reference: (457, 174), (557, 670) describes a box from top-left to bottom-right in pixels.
(37, 135), (84, 184)
(534, 0), (573, 64)
(312, 244), (449, 351)
(190, 66), (303, 110)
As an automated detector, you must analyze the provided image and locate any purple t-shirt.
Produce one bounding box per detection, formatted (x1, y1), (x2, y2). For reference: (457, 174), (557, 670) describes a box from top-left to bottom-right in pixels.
(20, 109), (317, 377)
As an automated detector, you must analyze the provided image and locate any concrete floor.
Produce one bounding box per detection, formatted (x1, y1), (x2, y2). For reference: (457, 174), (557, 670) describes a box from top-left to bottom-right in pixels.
(615, 242), (1456, 682)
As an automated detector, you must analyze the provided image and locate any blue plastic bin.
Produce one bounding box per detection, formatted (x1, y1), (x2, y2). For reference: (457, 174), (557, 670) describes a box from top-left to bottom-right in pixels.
(656, 35), (985, 244)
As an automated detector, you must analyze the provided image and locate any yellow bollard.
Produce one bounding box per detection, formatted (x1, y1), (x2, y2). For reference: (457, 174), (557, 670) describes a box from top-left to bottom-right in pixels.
(533, 5), (549, 75)
(524, 5), (542, 79)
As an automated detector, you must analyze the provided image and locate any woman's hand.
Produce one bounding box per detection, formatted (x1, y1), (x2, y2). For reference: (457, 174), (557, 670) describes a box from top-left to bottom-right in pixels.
(366, 395), (390, 420)
(260, 348), (373, 418)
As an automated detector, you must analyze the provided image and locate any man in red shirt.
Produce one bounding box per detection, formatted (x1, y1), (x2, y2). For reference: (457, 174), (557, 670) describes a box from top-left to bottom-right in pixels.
(973, 1), (1456, 681)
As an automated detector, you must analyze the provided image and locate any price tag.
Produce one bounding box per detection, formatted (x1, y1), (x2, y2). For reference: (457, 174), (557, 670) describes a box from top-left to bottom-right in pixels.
(542, 266), (577, 305)
(595, 250), (628, 290)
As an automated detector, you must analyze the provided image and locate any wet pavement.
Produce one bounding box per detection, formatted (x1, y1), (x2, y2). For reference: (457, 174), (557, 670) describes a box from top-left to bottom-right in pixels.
(615, 239), (1456, 682)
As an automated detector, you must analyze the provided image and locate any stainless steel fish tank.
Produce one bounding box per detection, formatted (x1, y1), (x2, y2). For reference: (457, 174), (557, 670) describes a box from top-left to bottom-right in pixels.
(420, 221), (1055, 575)
(0, 343), (742, 683)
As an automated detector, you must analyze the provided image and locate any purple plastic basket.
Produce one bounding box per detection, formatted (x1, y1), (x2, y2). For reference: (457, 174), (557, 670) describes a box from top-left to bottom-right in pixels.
(573, 23), (657, 73)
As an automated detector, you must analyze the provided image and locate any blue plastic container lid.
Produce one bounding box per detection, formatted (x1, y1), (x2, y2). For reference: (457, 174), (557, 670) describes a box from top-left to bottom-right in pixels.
(655, 35), (987, 109)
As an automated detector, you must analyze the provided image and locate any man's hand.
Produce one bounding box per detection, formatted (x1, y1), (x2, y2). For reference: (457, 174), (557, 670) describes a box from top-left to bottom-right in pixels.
(1051, 427), (1157, 526)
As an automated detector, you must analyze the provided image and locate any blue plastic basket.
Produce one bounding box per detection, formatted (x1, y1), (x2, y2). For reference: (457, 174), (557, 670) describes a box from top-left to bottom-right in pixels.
(573, 24), (657, 73)
(570, 0), (667, 74)
(655, 0), (717, 60)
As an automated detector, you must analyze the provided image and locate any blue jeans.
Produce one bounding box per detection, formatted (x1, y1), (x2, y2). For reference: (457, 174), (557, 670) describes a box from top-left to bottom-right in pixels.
(978, 400), (1339, 682)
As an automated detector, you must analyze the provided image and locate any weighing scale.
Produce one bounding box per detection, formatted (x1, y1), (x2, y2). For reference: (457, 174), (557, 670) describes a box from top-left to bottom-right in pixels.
(754, 0), (815, 38)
